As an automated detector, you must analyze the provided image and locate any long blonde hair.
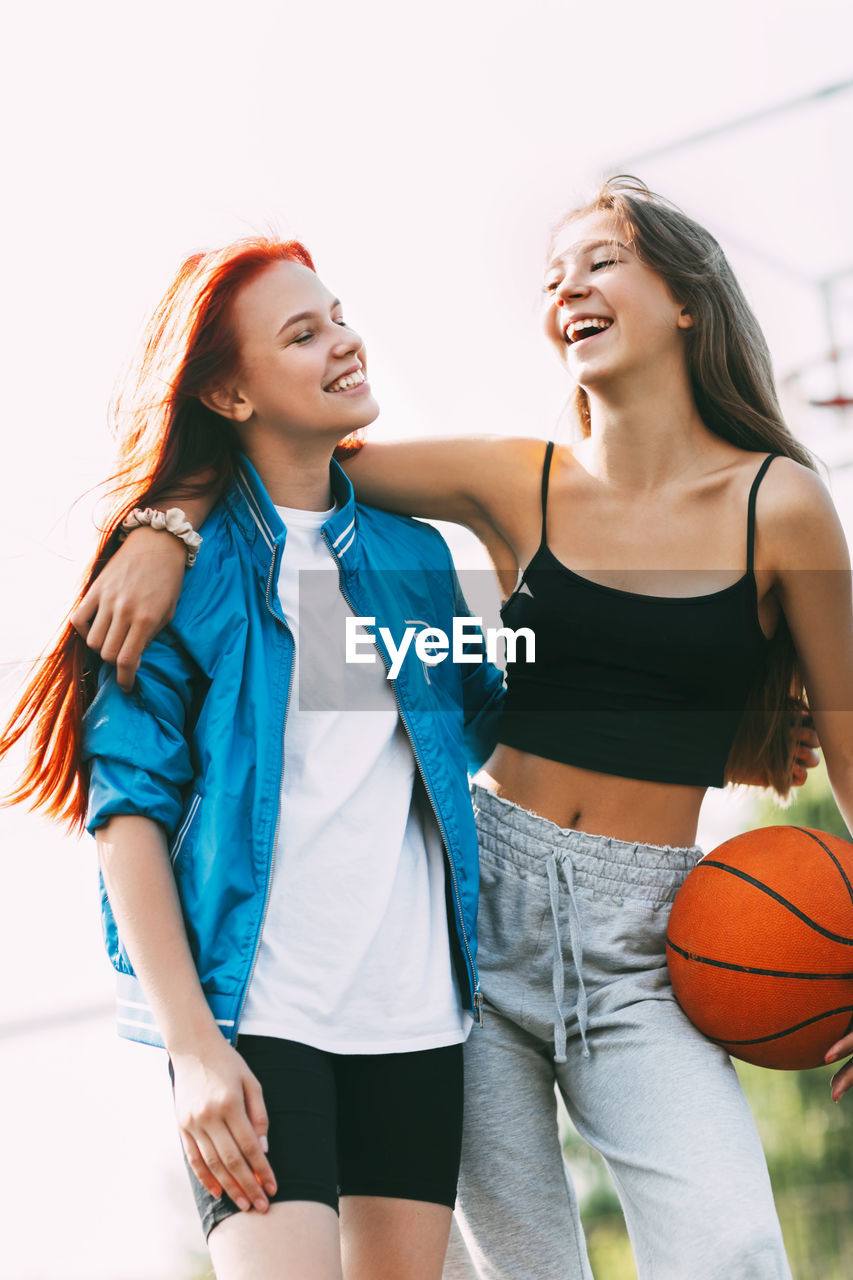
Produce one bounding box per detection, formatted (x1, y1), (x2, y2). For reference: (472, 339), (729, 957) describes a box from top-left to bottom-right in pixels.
(558, 176), (815, 796)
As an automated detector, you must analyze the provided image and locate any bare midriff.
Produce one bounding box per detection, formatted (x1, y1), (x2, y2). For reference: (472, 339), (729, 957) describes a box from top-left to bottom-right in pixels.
(478, 744), (707, 850)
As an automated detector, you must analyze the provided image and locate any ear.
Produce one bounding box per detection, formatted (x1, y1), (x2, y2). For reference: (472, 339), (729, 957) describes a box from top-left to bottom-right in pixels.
(199, 384), (253, 423)
(677, 306), (694, 330)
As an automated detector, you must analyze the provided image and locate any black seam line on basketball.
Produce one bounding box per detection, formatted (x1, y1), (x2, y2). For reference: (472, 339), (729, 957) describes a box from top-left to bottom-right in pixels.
(693, 861), (853, 945)
(715, 1005), (853, 1046)
(665, 938), (853, 979)
(792, 826), (853, 911)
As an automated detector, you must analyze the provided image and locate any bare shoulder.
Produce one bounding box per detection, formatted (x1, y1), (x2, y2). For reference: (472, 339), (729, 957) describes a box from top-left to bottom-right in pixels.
(757, 456), (850, 569)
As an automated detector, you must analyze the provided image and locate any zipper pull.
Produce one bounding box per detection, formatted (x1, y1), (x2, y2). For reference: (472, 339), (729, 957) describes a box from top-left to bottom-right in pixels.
(474, 989), (485, 1028)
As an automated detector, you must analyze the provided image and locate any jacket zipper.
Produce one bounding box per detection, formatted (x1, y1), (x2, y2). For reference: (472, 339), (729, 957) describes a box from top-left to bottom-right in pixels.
(235, 546), (293, 1043)
(324, 531), (483, 1026)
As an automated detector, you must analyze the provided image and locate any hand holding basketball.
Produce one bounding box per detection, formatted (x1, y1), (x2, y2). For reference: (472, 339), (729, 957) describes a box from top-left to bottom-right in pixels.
(667, 826), (853, 1077)
(824, 1031), (853, 1101)
(791, 717), (820, 787)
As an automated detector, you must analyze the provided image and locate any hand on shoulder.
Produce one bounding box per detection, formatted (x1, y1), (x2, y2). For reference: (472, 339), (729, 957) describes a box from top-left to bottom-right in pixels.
(71, 526), (189, 690)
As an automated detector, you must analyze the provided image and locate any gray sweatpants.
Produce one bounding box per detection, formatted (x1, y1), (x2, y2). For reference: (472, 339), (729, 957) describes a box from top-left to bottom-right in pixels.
(444, 786), (790, 1280)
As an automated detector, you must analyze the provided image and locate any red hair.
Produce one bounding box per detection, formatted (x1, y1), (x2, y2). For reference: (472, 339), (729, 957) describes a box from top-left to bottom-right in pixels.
(2, 237), (361, 831)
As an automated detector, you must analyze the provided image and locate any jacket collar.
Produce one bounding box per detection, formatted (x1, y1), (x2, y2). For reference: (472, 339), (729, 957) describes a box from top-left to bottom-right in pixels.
(229, 452), (359, 563)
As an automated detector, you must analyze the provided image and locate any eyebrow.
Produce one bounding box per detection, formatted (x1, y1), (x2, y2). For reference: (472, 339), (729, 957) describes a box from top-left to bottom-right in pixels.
(547, 240), (630, 269)
(277, 299), (342, 337)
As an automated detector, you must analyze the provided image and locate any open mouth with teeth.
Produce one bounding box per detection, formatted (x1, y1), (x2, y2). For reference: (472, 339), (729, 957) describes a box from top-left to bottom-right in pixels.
(564, 317), (613, 345)
(326, 368), (366, 393)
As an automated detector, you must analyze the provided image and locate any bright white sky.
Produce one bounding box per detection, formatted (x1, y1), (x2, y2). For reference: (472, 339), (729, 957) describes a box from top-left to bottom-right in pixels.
(2, 3), (852, 1276)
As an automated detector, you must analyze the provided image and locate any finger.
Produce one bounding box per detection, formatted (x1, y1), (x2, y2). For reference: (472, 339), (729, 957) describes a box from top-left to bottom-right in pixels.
(825, 1033), (853, 1064)
(99, 613), (134, 668)
(226, 1117), (276, 1202)
(85, 615), (110, 656)
(197, 1122), (270, 1213)
(182, 1131), (223, 1201)
(115, 656), (140, 694)
(115, 623), (151, 692)
(240, 1076), (277, 1196)
(75, 595), (117, 655)
(796, 727), (820, 748)
(192, 1130), (256, 1213)
(830, 1058), (853, 1103)
(787, 696), (810, 722)
(70, 588), (100, 638)
(85, 598), (123, 658)
(791, 765), (807, 787)
(794, 748), (820, 770)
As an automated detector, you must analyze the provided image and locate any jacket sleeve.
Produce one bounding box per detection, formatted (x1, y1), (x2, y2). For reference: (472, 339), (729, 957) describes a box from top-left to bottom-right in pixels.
(82, 630), (201, 839)
(449, 557), (506, 776)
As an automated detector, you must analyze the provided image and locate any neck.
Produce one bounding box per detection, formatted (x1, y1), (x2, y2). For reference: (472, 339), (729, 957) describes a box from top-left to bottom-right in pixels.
(241, 433), (336, 510)
(579, 363), (716, 490)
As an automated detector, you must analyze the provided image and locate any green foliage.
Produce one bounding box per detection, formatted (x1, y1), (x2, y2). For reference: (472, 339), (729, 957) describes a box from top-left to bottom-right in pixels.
(559, 1100), (638, 1278)
(737, 1061), (853, 1277)
(751, 760), (850, 841)
(184, 1254), (214, 1280)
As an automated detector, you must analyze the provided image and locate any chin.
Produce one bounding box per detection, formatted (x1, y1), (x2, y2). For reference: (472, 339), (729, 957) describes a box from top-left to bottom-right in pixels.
(572, 357), (624, 388)
(357, 395), (381, 427)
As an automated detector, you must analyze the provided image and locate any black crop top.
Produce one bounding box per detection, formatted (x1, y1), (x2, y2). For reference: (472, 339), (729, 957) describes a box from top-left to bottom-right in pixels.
(497, 444), (777, 787)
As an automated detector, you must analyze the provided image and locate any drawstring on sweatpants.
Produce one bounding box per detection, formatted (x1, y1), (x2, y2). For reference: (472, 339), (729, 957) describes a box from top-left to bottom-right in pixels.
(546, 853), (590, 1062)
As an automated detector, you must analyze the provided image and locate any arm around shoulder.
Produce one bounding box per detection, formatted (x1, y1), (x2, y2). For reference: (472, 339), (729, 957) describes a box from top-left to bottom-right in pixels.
(344, 435), (548, 547)
(72, 484), (217, 690)
(72, 528), (189, 690)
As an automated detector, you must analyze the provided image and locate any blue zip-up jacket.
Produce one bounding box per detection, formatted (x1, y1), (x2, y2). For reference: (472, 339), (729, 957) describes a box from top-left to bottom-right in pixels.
(83, 455), (505, 1048)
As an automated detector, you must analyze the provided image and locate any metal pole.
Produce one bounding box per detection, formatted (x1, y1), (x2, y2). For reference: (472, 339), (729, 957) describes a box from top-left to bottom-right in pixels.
(609, 78), (853, 169)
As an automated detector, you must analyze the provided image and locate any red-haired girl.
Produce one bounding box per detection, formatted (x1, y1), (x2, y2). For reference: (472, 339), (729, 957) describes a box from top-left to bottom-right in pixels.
(2, 240), (504, 1279)
(38, 180), (853, 1278)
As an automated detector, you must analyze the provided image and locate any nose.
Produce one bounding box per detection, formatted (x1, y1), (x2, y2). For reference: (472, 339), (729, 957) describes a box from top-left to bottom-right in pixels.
(332, 322), (363, 354)
(554, 268), (591, 308)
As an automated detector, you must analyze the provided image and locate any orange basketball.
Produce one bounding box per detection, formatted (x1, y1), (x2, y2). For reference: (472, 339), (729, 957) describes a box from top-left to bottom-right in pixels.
(666, 826), (853, 1070)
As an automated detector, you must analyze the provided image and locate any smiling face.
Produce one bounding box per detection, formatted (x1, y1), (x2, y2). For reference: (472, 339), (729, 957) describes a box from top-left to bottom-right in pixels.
(542, 211), (693, 393)
(213, 259), (379, 443)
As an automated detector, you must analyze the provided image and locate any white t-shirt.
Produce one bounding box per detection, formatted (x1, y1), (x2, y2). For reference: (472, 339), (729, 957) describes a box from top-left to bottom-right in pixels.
(239, 502), (471, 1052)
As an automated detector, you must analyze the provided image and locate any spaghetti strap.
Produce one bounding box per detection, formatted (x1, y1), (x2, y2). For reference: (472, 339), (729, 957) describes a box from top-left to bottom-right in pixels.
(540, 441), (555, 548)
(746, 453), (780, 572)
(504, 440), (555, 607)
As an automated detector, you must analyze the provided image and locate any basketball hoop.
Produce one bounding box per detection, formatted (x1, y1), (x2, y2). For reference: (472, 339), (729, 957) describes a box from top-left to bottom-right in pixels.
(781, 349), (853, 467)
(782, 348), (853, 415)
(809, 393), (853, 409)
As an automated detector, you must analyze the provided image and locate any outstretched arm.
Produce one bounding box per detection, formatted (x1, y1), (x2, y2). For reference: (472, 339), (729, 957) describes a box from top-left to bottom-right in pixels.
(74, 436), (544, 686)
(342, 436), (529, 528)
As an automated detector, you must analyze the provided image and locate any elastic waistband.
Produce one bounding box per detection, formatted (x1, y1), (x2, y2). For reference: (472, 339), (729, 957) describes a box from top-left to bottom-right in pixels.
(471, 784), (703, 904)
